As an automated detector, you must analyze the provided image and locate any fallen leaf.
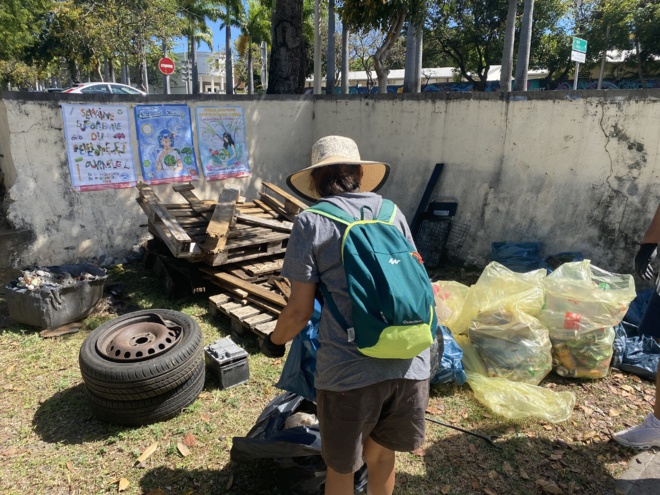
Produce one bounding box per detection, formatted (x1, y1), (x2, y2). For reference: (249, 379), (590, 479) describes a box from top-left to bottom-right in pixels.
(472, 480), (482, 489)
(468, 444), (478, 454)
(483, 488), (498, 495)
(579, 406), (593, 416)
(177, 442), (190, 457)
(226, 474), (234, 490)
(440, 485), (451, 494)
(144, 490), (166, 495)
(200, 413), (211, 423)
(135, 442), (158, 465)
(66, 461), (73, 471)
(536, 479), (563, 494)
(543, 425), (553, 431)
(488, 470), (498, 480)
(183, 432), (197, 447)
(520, 468), (530, 480)
(609, 408), (621, 417)
(568, 480), (577, 495)
(5, 364), (16, 375)
(502, 461), (514, 476)
(549, 452), (564, 461)
(426, 405), (445, 415)
(118, 478), (130, 492)
(411, 448), (426, 456)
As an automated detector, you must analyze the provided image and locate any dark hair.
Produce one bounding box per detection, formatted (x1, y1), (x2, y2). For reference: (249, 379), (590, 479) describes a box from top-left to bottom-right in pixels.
(310, 164), (363, 198)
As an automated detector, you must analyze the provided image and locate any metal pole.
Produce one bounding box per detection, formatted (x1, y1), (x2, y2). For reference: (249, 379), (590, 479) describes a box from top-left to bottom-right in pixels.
(597, 24), (610, 90)
(314, 0), (321, 94)
(163, 42), (170, 95)
(573, 62), (580, 90)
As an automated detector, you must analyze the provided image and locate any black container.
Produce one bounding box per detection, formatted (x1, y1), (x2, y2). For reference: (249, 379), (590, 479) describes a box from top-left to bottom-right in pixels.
(204, 337), (250, 389)
(428, 196), (458, 218)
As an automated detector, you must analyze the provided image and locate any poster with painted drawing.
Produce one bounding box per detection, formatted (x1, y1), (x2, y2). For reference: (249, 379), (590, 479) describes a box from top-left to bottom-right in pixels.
(61, 104), (138, 192)
(195, 106), (250, 180)
(134, 104), (199, 185)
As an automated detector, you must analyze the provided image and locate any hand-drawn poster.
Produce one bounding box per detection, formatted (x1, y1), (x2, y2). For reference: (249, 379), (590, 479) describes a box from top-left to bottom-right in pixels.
(134, 104), (199, 185)
(195, 106), (250, 180)
(61, 104), (138, 191)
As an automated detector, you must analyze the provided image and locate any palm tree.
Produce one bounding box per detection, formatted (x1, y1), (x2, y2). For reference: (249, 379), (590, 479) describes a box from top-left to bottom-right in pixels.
(513, 0), (534, 92)
(178, 0), (220, 94)
(500, 0), (518, 93)
(220, 0), (244, 94)
(237, 0), (271, 94)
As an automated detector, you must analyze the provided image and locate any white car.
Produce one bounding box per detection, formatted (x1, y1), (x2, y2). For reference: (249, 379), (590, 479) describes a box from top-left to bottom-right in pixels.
(63, 82), (147, 95)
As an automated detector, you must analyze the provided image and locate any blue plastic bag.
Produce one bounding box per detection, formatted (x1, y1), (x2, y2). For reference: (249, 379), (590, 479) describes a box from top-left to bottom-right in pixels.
(276, 299), (321, 401)
(431, 325), (467, 386)
(490, 242), (542, 273)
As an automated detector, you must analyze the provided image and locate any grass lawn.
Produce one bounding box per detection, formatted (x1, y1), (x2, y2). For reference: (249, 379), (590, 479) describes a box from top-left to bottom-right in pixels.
(0, 261), (654, 494)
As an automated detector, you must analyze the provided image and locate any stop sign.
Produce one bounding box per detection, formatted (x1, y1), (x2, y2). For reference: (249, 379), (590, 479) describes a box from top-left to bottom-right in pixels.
(158, 57), (175, 75)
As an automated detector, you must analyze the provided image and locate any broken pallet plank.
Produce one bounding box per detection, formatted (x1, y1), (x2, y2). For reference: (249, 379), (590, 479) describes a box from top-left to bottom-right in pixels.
(202, 188), (240, 253)
(237, 214), (293, 232)
(262, 182), (308, 214)
(201, 269), (287, 307)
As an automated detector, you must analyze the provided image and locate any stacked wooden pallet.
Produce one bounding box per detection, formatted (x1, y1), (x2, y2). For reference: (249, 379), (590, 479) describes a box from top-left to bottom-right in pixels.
(136, 181), (306, 340)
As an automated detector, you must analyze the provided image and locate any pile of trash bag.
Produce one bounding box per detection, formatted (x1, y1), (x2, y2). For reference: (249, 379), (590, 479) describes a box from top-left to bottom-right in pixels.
(433, 260), (636, 421)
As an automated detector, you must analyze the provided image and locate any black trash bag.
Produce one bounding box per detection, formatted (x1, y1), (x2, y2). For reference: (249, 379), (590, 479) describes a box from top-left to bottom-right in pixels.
(231, 392), (367, 495)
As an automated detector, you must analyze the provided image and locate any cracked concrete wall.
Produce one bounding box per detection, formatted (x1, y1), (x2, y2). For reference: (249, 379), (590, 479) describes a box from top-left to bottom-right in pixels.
(313, 92), (659, 274)
(0, 90), (659, 275)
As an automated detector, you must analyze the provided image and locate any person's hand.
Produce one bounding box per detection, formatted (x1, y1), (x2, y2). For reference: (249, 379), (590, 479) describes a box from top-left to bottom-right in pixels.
(634, 243), (658, 281)
(261, 334), (286, 358)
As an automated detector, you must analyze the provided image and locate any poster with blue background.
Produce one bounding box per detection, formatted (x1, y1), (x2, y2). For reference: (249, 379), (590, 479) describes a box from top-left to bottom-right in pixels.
(195, 106), (250, 181)
(134, 104), (199, 184)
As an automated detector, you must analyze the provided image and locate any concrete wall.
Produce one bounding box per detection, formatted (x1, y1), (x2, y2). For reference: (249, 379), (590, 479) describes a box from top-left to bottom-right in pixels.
(1, 90), (659, 275)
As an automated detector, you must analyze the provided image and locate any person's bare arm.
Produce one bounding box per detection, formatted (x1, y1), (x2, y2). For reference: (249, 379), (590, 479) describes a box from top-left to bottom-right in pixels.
(269, 280), (317, 346)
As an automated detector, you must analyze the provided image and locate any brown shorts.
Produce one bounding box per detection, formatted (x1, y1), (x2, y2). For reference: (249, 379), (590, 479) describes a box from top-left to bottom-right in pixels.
(316, 378), (429, 474)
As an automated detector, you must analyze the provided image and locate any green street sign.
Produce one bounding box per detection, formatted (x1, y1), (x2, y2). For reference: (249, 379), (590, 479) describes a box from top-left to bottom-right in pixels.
(572, 37), (588, 53)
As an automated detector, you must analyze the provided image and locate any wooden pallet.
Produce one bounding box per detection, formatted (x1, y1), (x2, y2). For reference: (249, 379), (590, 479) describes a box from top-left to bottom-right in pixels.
(136, 182), (296, 266)
(208, 293), (278, 341)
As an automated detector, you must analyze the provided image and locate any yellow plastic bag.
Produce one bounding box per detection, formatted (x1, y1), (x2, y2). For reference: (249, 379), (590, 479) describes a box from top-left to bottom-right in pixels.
(539, 260), (635, 378)
(432, 281), (469, 331)
(468, 308), (552, 385)
(452, 262), (547, 335)
(456, 335), (575, 423)
(465, 371), (576, 423)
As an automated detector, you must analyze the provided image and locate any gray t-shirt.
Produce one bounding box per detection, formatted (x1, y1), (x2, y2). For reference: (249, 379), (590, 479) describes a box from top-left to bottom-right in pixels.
(281, 192), (430, 392)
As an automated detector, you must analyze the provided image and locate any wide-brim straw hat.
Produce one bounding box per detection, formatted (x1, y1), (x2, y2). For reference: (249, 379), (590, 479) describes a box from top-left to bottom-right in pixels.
(286, 135), (390, 202)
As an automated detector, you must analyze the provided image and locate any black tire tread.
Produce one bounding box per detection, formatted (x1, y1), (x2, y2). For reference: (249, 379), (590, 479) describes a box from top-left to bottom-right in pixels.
(85, 358), (206, 426)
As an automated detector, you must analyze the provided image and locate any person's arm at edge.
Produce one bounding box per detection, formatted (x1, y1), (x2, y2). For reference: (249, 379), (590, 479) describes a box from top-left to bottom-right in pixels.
(270, 280), (317, 346)
(643, 204), (660, 244)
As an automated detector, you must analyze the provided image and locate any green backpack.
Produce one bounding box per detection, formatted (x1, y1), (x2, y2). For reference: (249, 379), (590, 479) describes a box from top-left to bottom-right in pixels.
(306, 199), (437, 359)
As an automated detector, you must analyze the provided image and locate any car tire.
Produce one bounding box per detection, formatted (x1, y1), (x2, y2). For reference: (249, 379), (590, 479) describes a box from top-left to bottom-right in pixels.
(85, 359), (206, 426)
(79, 309), (203, 400)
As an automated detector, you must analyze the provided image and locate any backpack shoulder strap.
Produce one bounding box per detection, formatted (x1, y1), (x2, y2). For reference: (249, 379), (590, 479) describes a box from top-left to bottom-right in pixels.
(305, 201), (355, 225)
(376, 199), (397, 223)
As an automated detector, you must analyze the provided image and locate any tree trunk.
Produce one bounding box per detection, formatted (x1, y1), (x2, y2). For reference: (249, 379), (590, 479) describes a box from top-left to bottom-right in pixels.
(268, 0), (306, 94)
(326, 0), (335, 94)
(248, 36), (254, 94)
(635, 35), (646, 89)
(403, 23), (415, 93)
(374, 11), (406, 94)
(500, 0), (518, 92)
(341, 24), (349, 94)
(413, 25), (422, 92)
(226, 6), (234, 95)
(513, 0), (534, 92)
(192, 34), (199, 94)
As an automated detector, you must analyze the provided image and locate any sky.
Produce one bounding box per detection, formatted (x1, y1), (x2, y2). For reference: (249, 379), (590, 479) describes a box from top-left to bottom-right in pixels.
(172, 20), (242, 56)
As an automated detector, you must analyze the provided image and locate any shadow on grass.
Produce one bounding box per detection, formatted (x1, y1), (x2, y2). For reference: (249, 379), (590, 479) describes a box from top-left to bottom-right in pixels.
(32, 383), (127, 444)
(398, 421), (648, 495)
(139, 460), (286, 494)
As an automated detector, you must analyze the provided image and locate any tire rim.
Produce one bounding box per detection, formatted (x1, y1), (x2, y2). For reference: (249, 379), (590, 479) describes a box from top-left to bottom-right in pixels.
(96, 314), (183, 362)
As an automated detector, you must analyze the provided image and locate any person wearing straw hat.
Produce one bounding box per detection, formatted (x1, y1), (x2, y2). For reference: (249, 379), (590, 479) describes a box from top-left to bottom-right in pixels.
(262, 135), (431, 494)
